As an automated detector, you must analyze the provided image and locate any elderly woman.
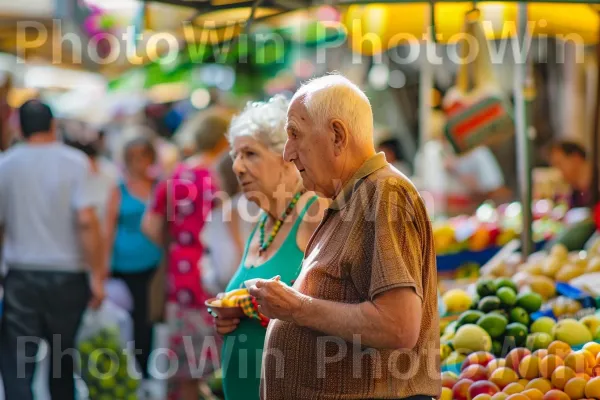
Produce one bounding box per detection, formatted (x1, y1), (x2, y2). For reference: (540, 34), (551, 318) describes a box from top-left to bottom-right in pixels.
(214, 95), (324, 400)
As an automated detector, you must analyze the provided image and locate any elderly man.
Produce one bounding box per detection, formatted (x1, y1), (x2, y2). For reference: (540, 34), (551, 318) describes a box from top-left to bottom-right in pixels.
(249, 75), (440, 399)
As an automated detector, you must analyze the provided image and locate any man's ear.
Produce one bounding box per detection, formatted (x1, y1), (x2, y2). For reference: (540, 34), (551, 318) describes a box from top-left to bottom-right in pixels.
(330, 119), (348, 156)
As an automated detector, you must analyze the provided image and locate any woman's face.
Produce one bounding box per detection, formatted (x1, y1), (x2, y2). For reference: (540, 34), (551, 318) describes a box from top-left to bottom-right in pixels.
(126, 144), (155, 178)
(231, 135), (291, 202)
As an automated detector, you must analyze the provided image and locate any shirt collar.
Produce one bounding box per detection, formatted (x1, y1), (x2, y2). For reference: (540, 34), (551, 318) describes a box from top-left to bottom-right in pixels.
(329, 152), (388, 211)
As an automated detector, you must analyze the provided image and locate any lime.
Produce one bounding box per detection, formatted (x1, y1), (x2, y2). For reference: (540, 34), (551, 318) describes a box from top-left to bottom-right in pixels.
(495, 277), (519, 293)
(505, 322), (528, 346)
(457, 310), (485, 326)
(516, 292), (543, 313)
(496, 287), (517, 307)
(531, 316), (556, 335)
(114, 385), (127, 398)
(492, 340), (503, 357)
(470, 294), (480, 310)
(99, 377), (116, 389)
(478, 296), (501, 312)
(526, 332), (553, 351)
(476, 279), (498, 297)
(490, 309), (509, 319)
(509, 307), (530, 326)
(477, 313), (508, 338)
(126, 379), (139, 390)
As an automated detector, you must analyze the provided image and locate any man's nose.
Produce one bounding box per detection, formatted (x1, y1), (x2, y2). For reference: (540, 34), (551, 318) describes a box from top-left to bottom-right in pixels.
(283, 139), (295, 163)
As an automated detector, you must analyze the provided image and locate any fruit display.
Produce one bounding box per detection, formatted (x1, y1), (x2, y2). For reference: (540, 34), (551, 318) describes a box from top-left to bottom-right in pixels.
(434, 201), (564, 256)
(442, 339), (600, 400)
(78, 326), (139, 399)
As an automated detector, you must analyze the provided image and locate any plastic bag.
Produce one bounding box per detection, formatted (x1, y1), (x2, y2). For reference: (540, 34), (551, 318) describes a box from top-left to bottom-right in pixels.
(76, 300), (139, 399)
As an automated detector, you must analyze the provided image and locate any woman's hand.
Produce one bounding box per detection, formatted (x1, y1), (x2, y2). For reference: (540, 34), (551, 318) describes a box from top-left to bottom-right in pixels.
(215, 316), (240, 335)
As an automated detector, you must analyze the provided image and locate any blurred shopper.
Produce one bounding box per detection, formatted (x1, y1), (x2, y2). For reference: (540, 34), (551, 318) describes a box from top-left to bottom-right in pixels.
(251, 75), (440, 399)
(214, 96), (324, 400)
(549, 140), (593, 208)
(0, 100), (105, 400)
(105, 136), (163, 378)
(142, 110), (231, 400)
(377, 137), (411, 176)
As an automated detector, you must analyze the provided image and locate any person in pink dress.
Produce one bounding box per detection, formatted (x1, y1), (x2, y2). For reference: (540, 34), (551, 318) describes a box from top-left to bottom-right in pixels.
(143, 110), (232, 400)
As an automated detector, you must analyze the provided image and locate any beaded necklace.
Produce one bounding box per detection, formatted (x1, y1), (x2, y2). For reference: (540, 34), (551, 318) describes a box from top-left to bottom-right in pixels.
(258, 191), (303, 256)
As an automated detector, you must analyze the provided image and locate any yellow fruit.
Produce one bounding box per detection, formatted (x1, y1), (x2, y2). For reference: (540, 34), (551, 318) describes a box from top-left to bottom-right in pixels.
(506, 395), (530, 400)
(528, 275), (557, 300)
(548, 341), (573, 359)
(519, 379), (531, 388)
(583, 342), (600, 358)
(555, 264), (585, 282)
(575, 372), (591, 381)
(526, 378), (553, 394)
(564, 377), (587, 400)
(586, 257), (600, 272)
(524, 263), (544, 276)
(553, 319), (593, 347)
(223, 288), (248, 298)
(542, 389), (570, 400)
(551, 366), (576, 390)
(540, 355), (564, 379)
(474, 395), (493, 400)
(442, 289), (472, 313)
(551, 244), (569, 261)
(503, 383), (525, 395)
(488, 358), (507, 377)
(492, 393), (510, 400)
(519, 356), (541, 380)
(580, 316), (600, 337)
(542, 257), (563, 278)
(210, 299), (222, 307)
(491, 367), (520, 390)
(564, 351), (591, 374)
(440, 387), (452, 400)
(585, 377), (600, 399)
(521, 388), (544, 400)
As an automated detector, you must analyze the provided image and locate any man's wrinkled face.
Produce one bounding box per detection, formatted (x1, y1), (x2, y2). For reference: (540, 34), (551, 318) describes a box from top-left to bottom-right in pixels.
(283, 98), (336, 197)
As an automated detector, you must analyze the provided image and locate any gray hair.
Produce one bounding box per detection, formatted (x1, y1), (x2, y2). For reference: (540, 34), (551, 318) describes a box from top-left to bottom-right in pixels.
(227, 95), (289, 154)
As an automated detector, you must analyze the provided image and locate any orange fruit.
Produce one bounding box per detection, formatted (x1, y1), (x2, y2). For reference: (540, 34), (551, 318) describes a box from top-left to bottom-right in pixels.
(579, 350), (597, 374)
(521, 388), (544, 400)
(551, 366), (577, 390)
(491, 367), (520, 390)
(541, 389), (570, 400)
(576, 372), (591, 381)
(474, 395), (493, 400)
(503, 383), (525, 395)
(583, 342), (600, 358)
(519, 356), (541, 380)
(548, 341), (572, 359)
(507, 395), (530, 400)
(540, 355), (565, 379)
(585, 377), (600, 399)
(564, 377), (587, 400)
(534, 349), (549, 359)
(492, 393), (510, 400)
(564, 351), (589, 374)
(518, 379), (530, 388)
(488, 359), (507, 378)
(526, 378), (553, 394)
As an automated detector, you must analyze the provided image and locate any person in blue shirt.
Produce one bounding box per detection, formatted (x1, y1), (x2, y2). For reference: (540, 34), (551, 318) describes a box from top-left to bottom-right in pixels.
(105, 136), (163, 378)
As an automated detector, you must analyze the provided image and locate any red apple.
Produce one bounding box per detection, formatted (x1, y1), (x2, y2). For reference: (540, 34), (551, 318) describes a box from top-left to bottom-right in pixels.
(468, 380), (501, 400)
(453, 378), (475, 400)
(442, 371), (459, 389)
(462, 351), (497, 371)
(461, 364), (489, 382)
(505, 348), (531, 371)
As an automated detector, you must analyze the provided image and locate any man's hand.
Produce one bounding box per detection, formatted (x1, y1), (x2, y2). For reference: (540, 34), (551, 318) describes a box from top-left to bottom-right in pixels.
(89, 276), (105, 310)
(248, 276), (308, 323)
(215, 317), (240, 335)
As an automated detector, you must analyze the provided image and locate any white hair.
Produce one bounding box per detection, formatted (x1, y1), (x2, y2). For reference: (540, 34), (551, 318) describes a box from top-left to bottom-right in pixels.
(227, 94), (289, 154)
(292, 74), (374, 147)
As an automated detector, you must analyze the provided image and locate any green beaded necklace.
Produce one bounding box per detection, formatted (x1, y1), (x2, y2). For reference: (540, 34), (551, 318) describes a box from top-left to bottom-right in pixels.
(258, 191), (303, 255)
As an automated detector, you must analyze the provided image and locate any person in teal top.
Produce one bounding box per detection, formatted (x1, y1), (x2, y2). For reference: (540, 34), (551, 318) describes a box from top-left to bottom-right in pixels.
(105, 136), (163, 378)
(214, 95), (325, 400)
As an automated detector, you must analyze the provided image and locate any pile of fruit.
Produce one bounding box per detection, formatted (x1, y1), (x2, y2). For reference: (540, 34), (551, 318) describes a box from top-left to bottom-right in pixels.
(441, 278), (544, 363)
(78, 326), (139, 399)
(441, 341), (600, 400)
(434, 202), (564, 255)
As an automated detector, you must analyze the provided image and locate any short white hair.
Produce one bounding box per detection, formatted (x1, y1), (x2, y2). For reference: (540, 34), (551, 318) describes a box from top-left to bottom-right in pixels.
(227, 94), (289, 154)
(292, 74), (374, 147)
